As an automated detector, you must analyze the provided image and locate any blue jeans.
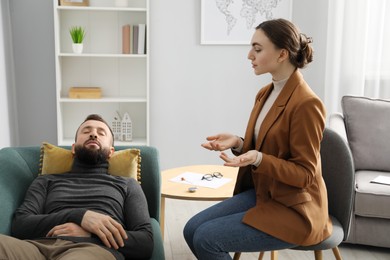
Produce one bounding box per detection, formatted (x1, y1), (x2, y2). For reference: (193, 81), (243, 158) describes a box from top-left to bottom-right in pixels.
(183, 189), (296, 260)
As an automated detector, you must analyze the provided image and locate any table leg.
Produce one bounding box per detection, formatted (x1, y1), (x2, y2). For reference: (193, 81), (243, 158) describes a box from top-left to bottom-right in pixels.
(160, 196), (166, 240)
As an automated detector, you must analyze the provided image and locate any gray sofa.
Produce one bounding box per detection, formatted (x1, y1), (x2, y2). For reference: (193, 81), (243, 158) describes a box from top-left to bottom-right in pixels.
(329, 95), (390, 248)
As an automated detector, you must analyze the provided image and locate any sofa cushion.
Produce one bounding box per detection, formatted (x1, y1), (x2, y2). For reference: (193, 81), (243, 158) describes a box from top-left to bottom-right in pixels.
(342, 96), (390, 171)
(355, 170), (390, 219)
(40, 142), (141, 182)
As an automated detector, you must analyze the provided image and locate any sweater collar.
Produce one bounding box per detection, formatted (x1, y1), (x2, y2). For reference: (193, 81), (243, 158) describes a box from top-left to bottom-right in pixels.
(272, 77), (289, 93)
(70, 157), (109, 174)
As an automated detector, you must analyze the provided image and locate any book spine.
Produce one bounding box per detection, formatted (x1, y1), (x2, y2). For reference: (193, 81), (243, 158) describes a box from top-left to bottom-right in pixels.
(132, 25), (139, 54)
(122, 24), (130, 54)
(129, 24), (132, 54)
(137, 24), (146, 54)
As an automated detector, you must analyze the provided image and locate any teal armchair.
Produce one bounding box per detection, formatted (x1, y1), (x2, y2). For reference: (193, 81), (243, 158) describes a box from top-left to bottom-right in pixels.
(0, 145), (165, 260)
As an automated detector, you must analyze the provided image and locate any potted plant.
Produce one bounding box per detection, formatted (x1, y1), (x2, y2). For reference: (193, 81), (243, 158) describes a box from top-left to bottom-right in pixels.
(69, 26), (86, 53)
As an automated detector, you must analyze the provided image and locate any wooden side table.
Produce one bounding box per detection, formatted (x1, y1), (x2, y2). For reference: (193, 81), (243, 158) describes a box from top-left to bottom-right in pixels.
(160, 165), (239, 238)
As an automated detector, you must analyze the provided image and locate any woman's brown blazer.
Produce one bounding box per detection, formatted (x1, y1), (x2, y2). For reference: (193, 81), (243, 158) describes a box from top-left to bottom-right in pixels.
(233, 70), (332, 246)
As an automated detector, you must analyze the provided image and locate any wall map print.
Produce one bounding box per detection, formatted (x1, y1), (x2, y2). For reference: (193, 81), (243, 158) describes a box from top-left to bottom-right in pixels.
(201, 0), (292, 45)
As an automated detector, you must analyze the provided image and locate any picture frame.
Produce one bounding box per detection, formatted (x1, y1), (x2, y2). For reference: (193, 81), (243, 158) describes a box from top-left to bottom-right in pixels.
(201, 0), (293, 45)
(59, 0), (89, 6)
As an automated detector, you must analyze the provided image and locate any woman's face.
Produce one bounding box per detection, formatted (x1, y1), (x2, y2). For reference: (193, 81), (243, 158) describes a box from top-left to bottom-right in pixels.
(248, 29), (283, 76)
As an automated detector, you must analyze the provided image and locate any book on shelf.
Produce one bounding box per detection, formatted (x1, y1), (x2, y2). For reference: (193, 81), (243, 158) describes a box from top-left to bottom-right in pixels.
(121, 24), (147, 55)
(132, 25), (138, 54)
(122, 24), (131, 54)
(68, 87), (101, 99)
(137, 24), (146, 54)
(145, 25), (148, 53)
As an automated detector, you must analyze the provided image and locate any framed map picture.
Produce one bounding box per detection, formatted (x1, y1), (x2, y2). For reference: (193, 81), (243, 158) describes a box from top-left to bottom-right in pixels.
(201, 0), (292, 45)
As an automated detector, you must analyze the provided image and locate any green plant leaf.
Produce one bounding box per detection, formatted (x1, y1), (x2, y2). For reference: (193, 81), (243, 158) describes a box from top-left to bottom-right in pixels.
(69, 26), (86, 44)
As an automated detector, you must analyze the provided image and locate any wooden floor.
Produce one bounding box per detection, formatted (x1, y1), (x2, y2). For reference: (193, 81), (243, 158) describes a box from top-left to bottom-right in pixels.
(163, 199), (390, 260)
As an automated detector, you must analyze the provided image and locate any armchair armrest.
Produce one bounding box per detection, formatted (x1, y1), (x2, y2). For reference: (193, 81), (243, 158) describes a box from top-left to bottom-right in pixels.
(328, 112), (348, 143)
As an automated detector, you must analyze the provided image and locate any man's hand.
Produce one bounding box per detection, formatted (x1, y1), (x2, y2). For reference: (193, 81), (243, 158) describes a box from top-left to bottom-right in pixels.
(220, 150), (258, 167)
(201, 133), (240, 151)
(81, 210), (128, 249)
(47, 223), (91, 238)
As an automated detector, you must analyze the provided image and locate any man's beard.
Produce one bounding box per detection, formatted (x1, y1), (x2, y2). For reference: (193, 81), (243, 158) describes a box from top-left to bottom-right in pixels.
(74, 144), (111, 165)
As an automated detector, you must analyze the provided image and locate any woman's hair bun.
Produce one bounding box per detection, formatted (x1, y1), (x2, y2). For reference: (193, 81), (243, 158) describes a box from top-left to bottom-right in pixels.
(256, 19), (314, 68)
(296, 33), (313, 68)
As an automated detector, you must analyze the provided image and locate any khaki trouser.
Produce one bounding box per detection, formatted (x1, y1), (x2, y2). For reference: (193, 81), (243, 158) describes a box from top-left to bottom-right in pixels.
(0, 234), (116, 260)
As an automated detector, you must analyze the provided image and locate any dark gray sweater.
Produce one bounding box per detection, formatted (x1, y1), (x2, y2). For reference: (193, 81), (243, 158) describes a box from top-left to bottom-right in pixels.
(12, 158), (153, 260)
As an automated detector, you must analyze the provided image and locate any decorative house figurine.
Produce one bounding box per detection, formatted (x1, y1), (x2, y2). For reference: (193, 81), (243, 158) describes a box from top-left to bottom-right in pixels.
(111, 116), (122, 141)
(121, 112), (133, 141)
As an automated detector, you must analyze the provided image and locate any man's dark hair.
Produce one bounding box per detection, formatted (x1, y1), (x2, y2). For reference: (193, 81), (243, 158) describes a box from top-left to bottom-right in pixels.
(75, 114), (115, 145)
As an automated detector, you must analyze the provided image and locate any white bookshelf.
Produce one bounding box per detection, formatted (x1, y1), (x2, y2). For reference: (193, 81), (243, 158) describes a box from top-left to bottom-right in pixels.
(53, 0), (149, 146)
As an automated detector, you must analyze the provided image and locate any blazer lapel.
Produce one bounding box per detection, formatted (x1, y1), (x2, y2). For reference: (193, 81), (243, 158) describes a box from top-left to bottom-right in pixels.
(255, 70), (304, 150)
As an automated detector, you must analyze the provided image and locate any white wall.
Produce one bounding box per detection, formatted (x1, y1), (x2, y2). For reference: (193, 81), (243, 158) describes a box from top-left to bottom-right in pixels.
(292, 0), (329, 100)
(0, 2), (11, 148)
(0, 0), (17, 148)
(150, 0), (329, 170)
(6, 0), (329, 170)
(8, 0), (57, 146)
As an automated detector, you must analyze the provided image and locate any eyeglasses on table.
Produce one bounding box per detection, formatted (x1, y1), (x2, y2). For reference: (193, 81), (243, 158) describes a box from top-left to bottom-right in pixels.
(201, 172), (223, 181)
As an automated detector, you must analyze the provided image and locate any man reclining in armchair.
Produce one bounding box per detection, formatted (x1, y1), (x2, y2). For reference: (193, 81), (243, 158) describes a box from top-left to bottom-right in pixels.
(0, 114), (153, 260)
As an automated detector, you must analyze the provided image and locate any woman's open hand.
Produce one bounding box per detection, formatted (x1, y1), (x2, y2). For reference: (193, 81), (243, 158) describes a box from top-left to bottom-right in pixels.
(220, 150), (258, 167)
(201, 133), (240, 151)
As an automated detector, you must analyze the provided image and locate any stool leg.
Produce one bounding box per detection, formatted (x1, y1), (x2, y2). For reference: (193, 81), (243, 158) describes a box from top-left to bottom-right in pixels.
(233, 252), (241, 260)
(332, 247), (342, 260)
(258, 251), (277, 260)
(271, 251), (278, 260)
(160, 196), (166, 240)
(314, 250), (323, 260)
(258, 251), (265, 260)
(236, 250), (279, 260)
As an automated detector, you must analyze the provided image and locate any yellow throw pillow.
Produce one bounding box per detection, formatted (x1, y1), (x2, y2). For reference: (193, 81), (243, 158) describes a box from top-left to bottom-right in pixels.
(39, 142), (141, 182)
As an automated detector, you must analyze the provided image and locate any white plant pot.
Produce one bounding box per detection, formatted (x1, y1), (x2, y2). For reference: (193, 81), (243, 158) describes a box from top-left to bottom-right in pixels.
(115, 0), (128, 7)
(72, 43), (83, 54)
